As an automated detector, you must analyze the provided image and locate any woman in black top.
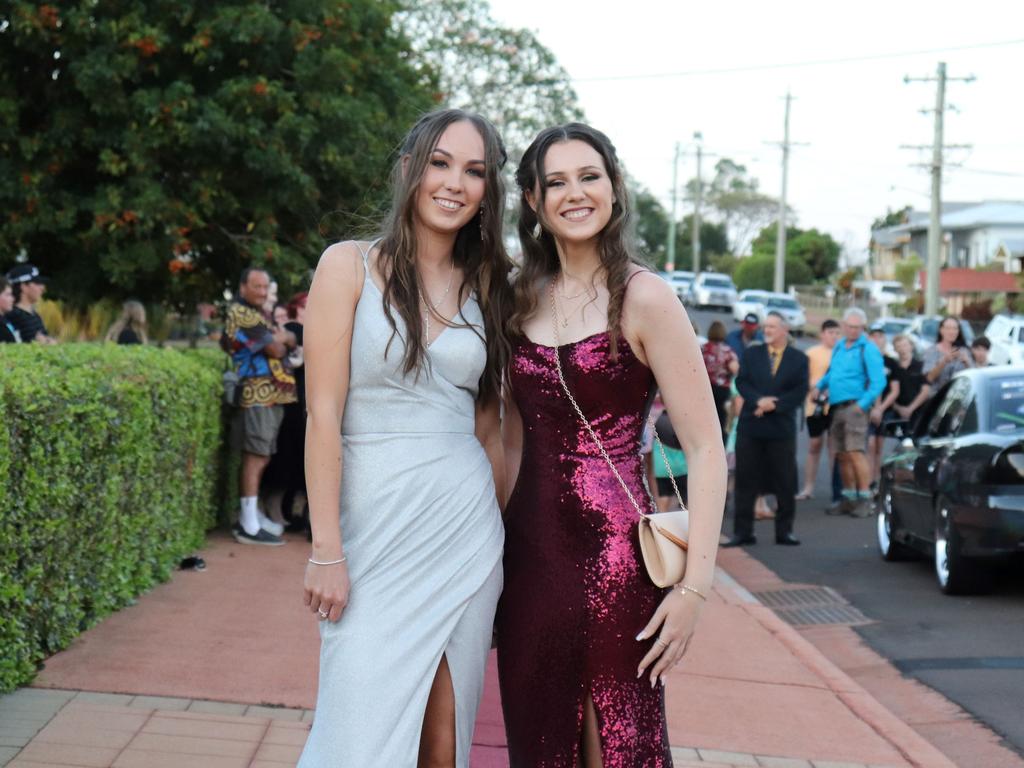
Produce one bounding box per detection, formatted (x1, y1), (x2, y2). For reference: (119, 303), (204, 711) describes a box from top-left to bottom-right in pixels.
(104, 300), (148, 345)
(891, 334), (932, 422)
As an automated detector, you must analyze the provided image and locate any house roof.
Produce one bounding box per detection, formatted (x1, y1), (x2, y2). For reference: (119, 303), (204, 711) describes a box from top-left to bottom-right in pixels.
(918, 268), (1020, 295)
(873, 201), (1024, 237)
(999, 238), (1024, 256)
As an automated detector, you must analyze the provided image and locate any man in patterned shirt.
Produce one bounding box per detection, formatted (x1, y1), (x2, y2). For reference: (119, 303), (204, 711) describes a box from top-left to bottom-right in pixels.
(223, 267), (298, 545)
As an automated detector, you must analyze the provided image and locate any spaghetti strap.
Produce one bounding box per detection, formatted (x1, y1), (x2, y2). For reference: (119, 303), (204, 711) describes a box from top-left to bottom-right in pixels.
(354, 239), (371, 265)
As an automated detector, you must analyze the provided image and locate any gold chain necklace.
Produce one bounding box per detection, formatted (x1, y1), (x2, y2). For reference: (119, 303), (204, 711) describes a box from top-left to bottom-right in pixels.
(554, 274), (596, 328)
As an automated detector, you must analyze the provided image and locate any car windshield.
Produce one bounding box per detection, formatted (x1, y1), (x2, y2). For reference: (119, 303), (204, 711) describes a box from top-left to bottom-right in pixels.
(882, 285), (903, 294)
(703, 276), (733, 288)
(743, 292), (767, 301)
(881, 321), (909, 334)
(920, 319), (939, 338)
(989, 377), (1024, 433)
(767, 297), (798, 309)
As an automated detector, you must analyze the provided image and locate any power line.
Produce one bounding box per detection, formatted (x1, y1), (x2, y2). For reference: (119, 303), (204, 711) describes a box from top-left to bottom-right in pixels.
(571, 38), (1024, 83)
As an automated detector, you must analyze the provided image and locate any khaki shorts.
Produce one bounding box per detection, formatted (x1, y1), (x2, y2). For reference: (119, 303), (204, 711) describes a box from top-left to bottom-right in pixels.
(830, 402), (868, 453)
(232, 405), (285, 456)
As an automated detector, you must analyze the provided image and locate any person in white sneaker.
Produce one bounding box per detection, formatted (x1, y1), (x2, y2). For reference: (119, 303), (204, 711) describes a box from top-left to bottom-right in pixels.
(222, 267), (298, 545)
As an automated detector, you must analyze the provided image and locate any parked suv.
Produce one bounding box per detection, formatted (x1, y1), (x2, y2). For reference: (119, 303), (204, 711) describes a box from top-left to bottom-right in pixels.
(984, 315), (1024, 365)
(666, 270), (696, 302)
(760, 293), (807, 335)
(690, 273), (738, 311)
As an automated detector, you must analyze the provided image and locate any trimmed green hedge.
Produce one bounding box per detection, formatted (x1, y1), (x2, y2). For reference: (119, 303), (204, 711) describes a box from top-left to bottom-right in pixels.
(0, 344), (225, 692)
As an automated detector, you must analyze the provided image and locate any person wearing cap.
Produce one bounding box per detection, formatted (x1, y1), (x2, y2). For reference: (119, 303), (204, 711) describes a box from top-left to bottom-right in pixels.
(725, 312), (764, 362)
(866, 322), (901, 490)
(5, 264), (56, 344)
(0, 276), (21, 343)
(809, 307), (886, 518)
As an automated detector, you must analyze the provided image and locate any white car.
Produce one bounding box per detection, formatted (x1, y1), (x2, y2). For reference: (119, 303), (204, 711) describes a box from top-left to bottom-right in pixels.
(691, 273), (738, 311)
(666, 270), (696, 302)
(759, 293), (807, 334)
(732, 290), (770, 322)
(984, 315), (1024, 365)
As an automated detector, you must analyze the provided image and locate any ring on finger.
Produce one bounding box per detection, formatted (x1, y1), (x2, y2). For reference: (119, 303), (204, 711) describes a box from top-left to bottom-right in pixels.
(654, 637), (669, 649)
(317, 608), (329, 619)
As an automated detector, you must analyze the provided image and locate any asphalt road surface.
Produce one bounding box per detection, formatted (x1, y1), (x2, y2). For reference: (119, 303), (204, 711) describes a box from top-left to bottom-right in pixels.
(687, 306), (1024, 759)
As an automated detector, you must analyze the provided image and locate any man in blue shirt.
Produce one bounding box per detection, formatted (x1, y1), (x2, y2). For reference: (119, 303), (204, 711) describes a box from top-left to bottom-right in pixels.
(725, 313), (764, 362)
(810, 308), (886, 517)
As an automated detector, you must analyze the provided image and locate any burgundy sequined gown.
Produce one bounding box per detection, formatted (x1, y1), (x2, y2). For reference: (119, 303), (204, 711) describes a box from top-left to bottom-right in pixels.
(496, 330), (671, 767)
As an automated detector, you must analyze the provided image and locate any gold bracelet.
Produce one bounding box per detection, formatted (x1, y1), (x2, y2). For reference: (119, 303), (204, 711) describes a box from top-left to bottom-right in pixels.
(676, 583), (707, 601)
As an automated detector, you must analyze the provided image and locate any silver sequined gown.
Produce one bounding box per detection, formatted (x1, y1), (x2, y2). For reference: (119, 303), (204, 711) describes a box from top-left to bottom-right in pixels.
(298, 242), (503, 767)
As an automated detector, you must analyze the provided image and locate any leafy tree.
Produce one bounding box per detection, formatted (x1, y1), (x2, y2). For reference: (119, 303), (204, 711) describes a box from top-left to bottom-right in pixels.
(733, 254), (812, 292)
(751, 222), (804, 256)
(894, 254), (923, 292)
(677, 215), (729, 271)
(699, 158), (788, 256)
(398, 0), (582, 161)
(871, 205), (912, 231)
(632, 186), (669, 267)
(751, 223), (840, 281)
(0, 1), (435, 307)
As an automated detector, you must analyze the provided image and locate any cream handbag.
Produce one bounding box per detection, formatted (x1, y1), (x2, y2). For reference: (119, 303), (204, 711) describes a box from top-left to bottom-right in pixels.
(549, 285), (689, 588)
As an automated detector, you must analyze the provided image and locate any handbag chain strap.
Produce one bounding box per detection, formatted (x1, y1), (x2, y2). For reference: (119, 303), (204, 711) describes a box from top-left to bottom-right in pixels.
(548, 280), (686, 520)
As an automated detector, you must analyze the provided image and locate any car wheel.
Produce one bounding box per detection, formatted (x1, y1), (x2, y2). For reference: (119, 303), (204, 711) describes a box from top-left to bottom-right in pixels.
(877, 486), (915, 562)
(933, 501), (995, 595)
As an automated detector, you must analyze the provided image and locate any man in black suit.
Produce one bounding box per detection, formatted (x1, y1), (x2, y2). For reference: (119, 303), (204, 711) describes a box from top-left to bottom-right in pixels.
(723, 310), (809, 547)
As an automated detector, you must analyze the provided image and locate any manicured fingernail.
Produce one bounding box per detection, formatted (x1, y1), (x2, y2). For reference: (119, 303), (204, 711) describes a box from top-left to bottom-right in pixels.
(660, 676), (666, 687)
(636, 669), (642, 678)
(650, 677), (656, 689)
(635, 632), (646, 641)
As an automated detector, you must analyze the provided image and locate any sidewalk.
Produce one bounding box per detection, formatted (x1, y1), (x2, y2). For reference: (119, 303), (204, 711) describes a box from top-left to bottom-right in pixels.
(0, 530), (995, 768)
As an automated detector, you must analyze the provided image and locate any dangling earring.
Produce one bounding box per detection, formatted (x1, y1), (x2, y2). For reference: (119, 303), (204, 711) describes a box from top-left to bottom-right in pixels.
(532, 222), (542, 239)
(479, 203), (485, 242)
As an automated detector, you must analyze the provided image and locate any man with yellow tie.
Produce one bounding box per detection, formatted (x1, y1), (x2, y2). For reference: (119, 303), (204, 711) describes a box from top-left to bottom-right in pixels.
(724, 311), (809, 547)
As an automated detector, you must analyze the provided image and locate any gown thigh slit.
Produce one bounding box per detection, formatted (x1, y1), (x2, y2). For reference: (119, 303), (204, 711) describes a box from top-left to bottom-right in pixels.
(497, 330), (673, 768)
(298, 243), (502, 767)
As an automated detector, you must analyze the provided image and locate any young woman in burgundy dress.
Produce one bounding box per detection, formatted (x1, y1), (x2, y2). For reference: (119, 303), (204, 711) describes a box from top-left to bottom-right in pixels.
(497, 123), (727, 767)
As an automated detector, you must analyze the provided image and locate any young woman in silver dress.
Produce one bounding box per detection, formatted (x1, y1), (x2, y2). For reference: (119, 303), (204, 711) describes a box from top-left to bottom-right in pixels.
(298, 109), (513, 767)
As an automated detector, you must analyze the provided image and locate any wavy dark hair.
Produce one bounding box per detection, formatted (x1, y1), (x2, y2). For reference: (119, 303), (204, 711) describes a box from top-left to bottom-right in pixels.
(375, 108), (513, 403)
(509, 123), (644, 359)
(936, 315), (966, 348)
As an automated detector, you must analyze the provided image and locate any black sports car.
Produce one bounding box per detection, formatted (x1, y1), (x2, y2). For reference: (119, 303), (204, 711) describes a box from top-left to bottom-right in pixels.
(878, 367), (1024, 594)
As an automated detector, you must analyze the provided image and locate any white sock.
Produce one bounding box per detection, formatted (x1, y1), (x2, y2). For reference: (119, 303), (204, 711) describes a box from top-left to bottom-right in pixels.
(240, 496), (260, 535)
(257, 507), (283, 535)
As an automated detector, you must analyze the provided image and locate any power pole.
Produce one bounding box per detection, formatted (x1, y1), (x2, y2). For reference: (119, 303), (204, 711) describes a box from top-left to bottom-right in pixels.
(666, 142), (680, 271)
(903, 62), (975, 315)
(691, 132), (703, 274)
(766, 92), (807, 293)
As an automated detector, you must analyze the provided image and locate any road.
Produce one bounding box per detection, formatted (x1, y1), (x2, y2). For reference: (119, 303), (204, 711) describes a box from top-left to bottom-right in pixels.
(687, 306), (1024, 759)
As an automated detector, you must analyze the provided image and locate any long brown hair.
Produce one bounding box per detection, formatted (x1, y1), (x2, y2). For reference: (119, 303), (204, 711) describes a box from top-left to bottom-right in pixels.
(509, 123), (644, 358)
(375, 108), (513, 403)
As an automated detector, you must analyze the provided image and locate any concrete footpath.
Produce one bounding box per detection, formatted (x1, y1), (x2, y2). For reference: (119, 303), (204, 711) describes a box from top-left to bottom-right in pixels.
(0, 530), (1000, 768)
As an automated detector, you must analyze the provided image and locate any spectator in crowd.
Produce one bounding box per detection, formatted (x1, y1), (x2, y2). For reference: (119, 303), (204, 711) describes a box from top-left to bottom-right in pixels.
(701, 320), (739, 439)
(970, 336), (992, 367)
(726, 380), (775, 520)
(263, 291), (310, 535)
(890, 333), (931, 423)
(724, 311), (809, 547)
(263, 280), (279, 317)
(798, 319), (840, 500)
(867, 323), (901, 489)
(5, 264), (56, 344)
(222, 267), (298, 545)
(272, 303), (289, 328)
(811, 307), (886, 518)
(922, 315), (972, 389)
(1, 277), (21, 343)
(104, 300), (148, 345)
(725, 312), (764, 362)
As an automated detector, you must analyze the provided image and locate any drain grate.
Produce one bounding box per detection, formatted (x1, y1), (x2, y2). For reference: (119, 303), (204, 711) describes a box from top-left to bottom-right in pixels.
(751, 586), (872, 626)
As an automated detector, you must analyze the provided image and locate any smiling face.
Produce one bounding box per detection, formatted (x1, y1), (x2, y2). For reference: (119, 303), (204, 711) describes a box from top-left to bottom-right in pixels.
(413, 120), (486, 237)
(529, 139), (614, 245)
(939, 317), (960, 345)
(239, 270), (270, 308)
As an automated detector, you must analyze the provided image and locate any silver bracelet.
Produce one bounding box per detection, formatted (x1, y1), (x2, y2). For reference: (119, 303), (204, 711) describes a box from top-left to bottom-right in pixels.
(676, 583), (707, 601)
(308, 556), (347, 566)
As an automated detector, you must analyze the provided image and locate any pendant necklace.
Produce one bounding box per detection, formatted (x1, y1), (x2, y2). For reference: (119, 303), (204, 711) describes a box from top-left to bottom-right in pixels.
(421, 260), (455, 346)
